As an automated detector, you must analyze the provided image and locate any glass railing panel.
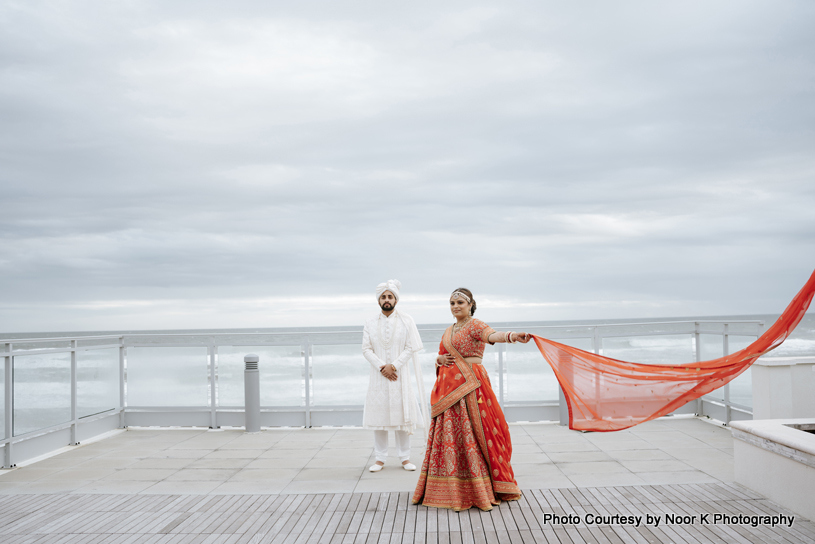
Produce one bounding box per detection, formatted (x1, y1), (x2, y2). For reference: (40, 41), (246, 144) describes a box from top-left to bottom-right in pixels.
(76, 337), (121, 349)
(125, 335), (213, 347)
(727, 321), (764, 336)
(126, 347), (209, 406)
(217, 346), (303, 407)
(601, 334), (695, 365)
(311, 344), (368, 406)
(727, 335), (756, 408)
(707, 334), (756, 404)
(729, 368), (752, 408)
(698, 333), (724, 361)
(504, 341), (561, 403)
(482, 349), (500, 395)
(416, 352), (437, 405)
(417, 329), (445, 348)
(77, 347), (119, 418)
(13, 353), (71, 436)
(706, 386), (726, 402)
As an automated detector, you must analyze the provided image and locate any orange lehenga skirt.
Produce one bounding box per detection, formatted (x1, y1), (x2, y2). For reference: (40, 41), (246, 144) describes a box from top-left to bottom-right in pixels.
(412, 329), (521, 511)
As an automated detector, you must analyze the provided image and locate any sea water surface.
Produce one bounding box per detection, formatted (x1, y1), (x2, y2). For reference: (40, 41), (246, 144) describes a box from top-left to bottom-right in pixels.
(2, 314), (814, 436)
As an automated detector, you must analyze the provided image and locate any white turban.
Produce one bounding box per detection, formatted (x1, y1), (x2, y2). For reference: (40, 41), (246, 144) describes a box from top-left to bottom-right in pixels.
(376, 279), (401, 301)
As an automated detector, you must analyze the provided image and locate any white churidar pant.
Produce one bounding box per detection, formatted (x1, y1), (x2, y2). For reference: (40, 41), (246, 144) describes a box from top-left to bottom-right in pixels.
(374, 429), (411, 463)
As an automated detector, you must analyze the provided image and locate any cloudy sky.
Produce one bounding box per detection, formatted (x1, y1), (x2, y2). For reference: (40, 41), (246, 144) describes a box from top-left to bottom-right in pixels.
(1, 1), (814, 332)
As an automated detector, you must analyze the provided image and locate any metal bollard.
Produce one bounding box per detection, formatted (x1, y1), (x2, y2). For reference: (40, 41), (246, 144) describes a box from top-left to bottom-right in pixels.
(244, 354), (261, 433)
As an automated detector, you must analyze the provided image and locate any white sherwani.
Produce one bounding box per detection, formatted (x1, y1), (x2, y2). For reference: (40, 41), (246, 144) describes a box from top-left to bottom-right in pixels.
(362, 311), (425, 433)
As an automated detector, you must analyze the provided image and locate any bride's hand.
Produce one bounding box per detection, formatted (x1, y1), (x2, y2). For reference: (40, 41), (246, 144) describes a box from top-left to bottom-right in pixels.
(436, 354), (455, 367)
(516, 332), (532, 343)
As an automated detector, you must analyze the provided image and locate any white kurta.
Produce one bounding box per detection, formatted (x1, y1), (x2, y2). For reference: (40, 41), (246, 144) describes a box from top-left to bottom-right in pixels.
(362, 311), (421, 432)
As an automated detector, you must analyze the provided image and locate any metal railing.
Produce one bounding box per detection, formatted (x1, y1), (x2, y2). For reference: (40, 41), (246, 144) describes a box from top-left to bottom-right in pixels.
(1, 318), (763, 468)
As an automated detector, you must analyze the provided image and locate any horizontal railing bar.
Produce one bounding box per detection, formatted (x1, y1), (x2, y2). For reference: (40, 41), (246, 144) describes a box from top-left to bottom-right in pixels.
(12, 329), (740, 352)
(1, 408), (122, 446)
(2, 319), (765, 344)
(503, 401), (560, 406)
(218, 407), (306, 411)
(207, 344), (305, 347)
(77, 344), (125, 351)
(126, 403), (564, 412)
(1, 335), (124, 343)
(699, 397), (728, 408)
(593, 331), (694, 339)
(125, 406), (366, 412)
(126, 344), (213, 349)
(7, 347), (79, 356)
(726, 401), (753, 412)
(6, 344), (124, 356)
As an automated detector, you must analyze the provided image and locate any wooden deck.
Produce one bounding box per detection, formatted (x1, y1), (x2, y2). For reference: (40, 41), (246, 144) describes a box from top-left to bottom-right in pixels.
(1, 482), (813, 543)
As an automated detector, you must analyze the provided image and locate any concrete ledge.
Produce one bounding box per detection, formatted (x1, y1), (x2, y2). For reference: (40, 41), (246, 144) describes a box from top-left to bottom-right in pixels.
(731, 418), (815, 464)
(731, 418), (815, 521)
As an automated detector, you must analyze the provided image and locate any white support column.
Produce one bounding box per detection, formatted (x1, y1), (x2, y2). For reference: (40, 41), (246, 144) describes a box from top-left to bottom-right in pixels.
(592, 327), (601, 355)
(3, 343), (12, 468)
(498, 344), (505, 405)
(694, 322), (701, 415)
(209, 341), (218, 429)
(593, 327), (602, 418)
(558, 386), (568, 426)
(70, 339), (78, 446)
(303, 338), (311, 428)
(119, 338), (125, 428)
(723, 323), (731, 424)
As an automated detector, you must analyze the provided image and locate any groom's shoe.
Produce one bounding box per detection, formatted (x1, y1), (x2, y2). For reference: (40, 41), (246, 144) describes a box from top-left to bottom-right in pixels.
(402, 462), (416, 471)
(369, 463), (385, 472)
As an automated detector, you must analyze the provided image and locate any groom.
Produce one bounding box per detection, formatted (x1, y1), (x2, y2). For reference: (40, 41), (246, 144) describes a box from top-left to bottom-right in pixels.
(361, 279), (428, 472)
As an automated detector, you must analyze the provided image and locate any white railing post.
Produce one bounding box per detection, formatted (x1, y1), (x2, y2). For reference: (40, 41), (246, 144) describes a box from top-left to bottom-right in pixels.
(70, 339), (78, 446)
(209, 340), (218, 429)
(119, 338), (125, 428)
(558, 387), (568, 426)
(243, 354), (260, 432)
(498, 344), (505, 405)
(303, 338), (312, 428)
(694, 322), (701, 415)
(593, 327), (602, 417)
(723, 323), (731, 424)
(3, 343), (12, 468)
(592, 327), (601, 355)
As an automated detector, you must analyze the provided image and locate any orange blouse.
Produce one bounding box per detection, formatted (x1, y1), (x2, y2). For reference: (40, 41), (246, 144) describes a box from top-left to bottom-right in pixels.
(438, 318), (495, 358)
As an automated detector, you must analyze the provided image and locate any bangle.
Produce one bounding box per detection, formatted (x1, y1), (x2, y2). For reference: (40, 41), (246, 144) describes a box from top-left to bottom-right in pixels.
(506, 331), (514, 343)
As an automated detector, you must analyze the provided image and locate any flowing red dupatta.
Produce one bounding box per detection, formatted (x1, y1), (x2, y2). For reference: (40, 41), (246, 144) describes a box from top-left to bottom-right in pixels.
(533, 270), (815, 432)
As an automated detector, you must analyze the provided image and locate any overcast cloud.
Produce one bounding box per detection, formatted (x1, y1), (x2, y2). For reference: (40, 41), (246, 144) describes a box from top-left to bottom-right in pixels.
(1, 1), (814, 332)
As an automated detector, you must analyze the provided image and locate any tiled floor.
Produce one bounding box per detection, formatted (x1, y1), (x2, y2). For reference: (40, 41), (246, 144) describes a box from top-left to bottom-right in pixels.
(0, 416), (736, 495)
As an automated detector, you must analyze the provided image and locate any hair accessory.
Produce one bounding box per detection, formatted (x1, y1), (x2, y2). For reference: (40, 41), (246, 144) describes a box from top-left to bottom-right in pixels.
(450, 290), (471, 303)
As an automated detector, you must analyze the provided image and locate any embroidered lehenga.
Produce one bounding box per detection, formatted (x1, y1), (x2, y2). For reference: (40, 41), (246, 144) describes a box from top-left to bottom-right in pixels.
(412, 318), (521, 511)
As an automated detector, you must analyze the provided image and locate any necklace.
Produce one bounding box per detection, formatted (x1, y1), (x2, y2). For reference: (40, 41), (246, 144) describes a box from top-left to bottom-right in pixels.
(452, 316), (471, 334)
